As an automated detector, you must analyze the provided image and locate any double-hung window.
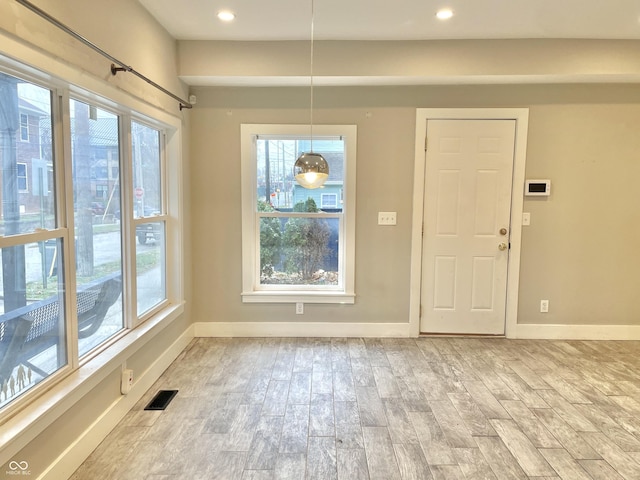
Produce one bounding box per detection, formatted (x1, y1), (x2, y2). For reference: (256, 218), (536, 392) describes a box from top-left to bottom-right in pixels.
(241, 124), (356, 304)
(132, 120), (167, 317)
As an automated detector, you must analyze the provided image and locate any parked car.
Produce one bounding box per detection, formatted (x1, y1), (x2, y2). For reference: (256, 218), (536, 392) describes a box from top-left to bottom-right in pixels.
(91, 202), (105, 215)
(136, 208), (161, 244)
(136, 221), (162, 244)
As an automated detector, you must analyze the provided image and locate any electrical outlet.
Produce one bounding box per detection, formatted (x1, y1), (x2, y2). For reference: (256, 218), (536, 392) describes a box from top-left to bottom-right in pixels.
(378, 212), (397, 225)
(540, 300), (549, 313)
(121, 369), (134, 395)
(296, 302), (304, 315)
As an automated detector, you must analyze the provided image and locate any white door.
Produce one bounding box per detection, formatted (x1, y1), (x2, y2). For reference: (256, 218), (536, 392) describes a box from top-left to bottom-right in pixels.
(420, 119), (516, 335)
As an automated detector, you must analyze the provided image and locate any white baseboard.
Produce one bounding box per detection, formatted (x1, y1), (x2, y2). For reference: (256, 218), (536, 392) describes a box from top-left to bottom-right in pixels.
(196, 321), (640, 341)
(195, 321), (411, 338)
(515, 323), (640, 340)
(41, 324), (194, 480)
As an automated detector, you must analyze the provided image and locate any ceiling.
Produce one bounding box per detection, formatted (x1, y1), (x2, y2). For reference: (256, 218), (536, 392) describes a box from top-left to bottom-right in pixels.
(138, 0), (640, 41)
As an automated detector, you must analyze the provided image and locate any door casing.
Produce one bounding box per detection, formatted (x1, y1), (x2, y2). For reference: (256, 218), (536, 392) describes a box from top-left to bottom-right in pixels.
(409, 108), (529, 337)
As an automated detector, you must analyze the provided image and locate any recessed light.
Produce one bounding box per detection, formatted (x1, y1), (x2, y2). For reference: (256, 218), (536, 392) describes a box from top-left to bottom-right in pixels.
(436, 8), (454, 20)
(217, 10), (236, 22)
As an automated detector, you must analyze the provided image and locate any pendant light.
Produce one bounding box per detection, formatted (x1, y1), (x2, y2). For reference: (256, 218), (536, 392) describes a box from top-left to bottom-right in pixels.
(294, 0), (329, 189)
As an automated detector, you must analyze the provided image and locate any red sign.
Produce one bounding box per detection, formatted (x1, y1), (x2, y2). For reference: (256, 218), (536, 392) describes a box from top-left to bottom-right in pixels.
(135, 187), (144, 199)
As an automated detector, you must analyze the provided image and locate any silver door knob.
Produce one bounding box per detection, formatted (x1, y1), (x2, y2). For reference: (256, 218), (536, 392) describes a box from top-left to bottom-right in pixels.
(498, 243), (508, 251)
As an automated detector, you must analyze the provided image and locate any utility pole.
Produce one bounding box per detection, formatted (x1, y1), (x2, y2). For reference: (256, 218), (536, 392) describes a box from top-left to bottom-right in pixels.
(264, 140), (271, 204)
(74, 101), (94, 276)
(0, 74), (26, 311)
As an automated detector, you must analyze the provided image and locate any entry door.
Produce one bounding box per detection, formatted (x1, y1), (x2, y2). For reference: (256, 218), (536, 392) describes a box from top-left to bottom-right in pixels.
(420, 119), (516, 335)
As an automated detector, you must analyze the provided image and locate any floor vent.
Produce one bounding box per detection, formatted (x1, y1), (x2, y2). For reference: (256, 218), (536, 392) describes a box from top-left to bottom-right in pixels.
(144, 390), (178, 411)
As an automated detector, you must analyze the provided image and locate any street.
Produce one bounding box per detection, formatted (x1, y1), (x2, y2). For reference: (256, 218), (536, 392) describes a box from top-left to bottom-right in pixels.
(0, 230), (162, 300)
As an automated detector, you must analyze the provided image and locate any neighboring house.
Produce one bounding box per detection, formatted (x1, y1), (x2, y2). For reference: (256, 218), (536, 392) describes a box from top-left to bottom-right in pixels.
(4, 96), (122, 221)
(77, 116), (121, 216)
(12, 97), (54, 216)
(290, 150), (344, 212)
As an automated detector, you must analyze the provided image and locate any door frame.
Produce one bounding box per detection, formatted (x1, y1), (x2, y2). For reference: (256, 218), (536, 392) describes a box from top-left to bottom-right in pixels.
(409, 108), (529, 338)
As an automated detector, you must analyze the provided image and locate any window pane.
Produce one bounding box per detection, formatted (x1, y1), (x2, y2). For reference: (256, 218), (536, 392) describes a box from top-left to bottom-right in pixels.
(132, 122), (161, 216)
(70, 99), (123, 356)
(255, 136), (344, 288)
(259, 215), (339, 286)
(136, 221), (165, 315)
(0, 73), (55, 235)
(0, 239), (67, 409)
(132, 121), (166, 316)
(256, 138), (344, 212)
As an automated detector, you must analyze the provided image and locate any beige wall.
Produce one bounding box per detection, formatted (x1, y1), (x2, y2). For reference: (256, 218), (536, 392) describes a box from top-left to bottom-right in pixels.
(180, 39), (640, 85)
(522, 103), (640, 325)
(190, 84), (640, 328)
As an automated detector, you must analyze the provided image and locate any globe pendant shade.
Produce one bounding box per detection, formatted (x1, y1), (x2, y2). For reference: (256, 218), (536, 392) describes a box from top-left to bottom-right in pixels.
(294, 152), (329, 189)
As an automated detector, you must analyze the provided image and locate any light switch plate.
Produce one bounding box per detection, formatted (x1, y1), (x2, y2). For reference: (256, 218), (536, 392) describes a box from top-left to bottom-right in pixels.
(522, 212), (531, 226)
(378, 212), (397, 225)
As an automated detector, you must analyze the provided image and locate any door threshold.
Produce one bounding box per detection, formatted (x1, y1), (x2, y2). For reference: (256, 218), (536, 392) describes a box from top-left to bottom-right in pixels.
(419, 332), (506, 338)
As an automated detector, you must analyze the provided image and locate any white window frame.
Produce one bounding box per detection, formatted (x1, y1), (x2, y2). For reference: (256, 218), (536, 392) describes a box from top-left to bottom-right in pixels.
(130, 117), (170, 322)
(19, 113), (29, 141)
(241, 124), (356, 304)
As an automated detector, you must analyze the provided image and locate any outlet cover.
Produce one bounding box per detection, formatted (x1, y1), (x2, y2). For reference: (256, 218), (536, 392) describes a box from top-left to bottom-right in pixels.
(121, 369), (134, 395)
(540, 300), (549, 313)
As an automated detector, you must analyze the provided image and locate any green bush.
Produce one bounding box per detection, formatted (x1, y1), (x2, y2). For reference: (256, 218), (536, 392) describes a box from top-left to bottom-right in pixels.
(283, 199), (330, 280)
(258, 200), (281, 277)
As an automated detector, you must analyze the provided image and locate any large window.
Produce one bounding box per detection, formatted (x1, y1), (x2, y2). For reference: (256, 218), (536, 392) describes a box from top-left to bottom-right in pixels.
(0, 63), (178, 415)
(241, 124), (356, 304)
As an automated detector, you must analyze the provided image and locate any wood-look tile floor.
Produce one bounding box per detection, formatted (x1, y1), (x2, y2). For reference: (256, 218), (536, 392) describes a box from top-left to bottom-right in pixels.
(71, 337), (640, 480)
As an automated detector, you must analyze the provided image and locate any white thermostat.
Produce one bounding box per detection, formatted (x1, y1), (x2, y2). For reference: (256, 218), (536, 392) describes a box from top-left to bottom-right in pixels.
(525, 179), (551, 196)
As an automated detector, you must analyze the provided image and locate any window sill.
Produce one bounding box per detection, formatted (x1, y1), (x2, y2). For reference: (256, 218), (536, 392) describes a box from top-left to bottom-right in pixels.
(0, 301), (185, 465)
(242, 291), (355, 304)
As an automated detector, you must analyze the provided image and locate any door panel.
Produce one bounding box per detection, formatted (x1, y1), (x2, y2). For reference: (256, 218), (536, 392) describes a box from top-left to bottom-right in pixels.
(434, 256), (457, 309)
(420, 119), (515, 335)
(435, 171), (460, 235)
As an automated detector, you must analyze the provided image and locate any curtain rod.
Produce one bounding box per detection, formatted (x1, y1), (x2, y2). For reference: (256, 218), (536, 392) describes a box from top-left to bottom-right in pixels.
(16, 0), (192, 111)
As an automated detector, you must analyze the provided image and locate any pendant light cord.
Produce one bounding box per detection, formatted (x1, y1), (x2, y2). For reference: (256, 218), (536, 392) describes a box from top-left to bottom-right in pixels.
(309, 0), (316, 152)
